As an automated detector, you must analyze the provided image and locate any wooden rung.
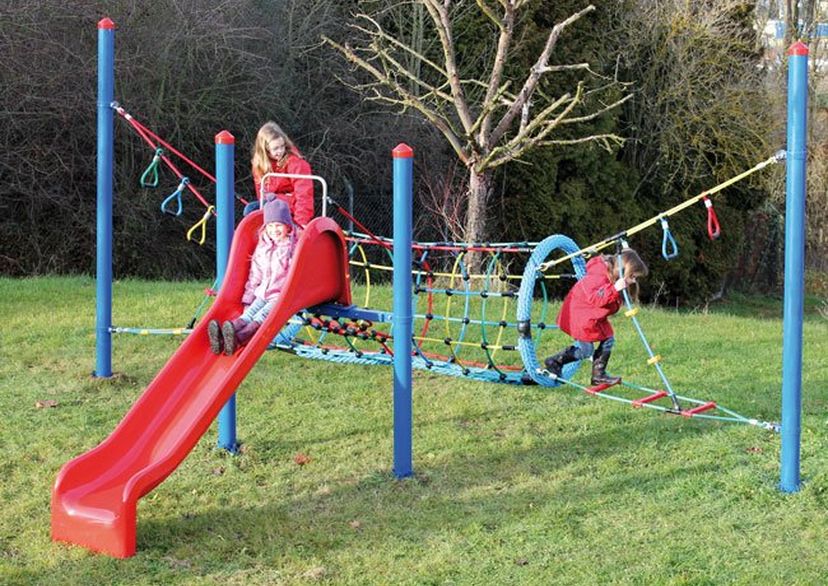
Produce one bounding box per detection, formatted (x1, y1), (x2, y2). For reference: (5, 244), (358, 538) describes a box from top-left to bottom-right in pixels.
(586, 380), (620, 395)
(681, 401), (717, 417)
(632, 390), (668, 408)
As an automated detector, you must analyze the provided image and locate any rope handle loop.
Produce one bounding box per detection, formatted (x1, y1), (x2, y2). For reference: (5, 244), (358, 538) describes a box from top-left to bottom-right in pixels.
(161, 177), (190, 216)
(659, 217), (679, 261)
(702, 196), (721, 240)
(140, 148), (165, 188)
(187, 205), (214, 246)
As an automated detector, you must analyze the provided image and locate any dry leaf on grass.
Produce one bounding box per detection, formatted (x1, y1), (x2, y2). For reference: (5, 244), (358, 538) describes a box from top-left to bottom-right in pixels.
(35, 400), (58, 409)
(293, 453), (311, 466)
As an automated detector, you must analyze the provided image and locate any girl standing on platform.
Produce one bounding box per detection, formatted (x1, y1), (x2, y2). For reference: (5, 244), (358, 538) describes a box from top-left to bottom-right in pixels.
(250, 121), (314, 230)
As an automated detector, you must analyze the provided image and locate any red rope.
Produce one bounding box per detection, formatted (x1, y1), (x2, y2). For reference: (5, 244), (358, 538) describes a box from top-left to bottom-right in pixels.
(115, 106), (212, 209)
(114, 104), (249, 206)
(703, 196), (721, 240)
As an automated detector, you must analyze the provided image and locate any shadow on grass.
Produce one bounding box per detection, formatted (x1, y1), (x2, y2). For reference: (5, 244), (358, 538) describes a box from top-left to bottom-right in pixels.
(38, 414), (727, 582)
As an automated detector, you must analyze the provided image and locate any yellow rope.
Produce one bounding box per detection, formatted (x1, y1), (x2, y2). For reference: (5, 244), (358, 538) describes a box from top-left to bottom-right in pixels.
(353, 243), (372, 309)
(186, 205), (214, 246)
(539, 153), (782, 270)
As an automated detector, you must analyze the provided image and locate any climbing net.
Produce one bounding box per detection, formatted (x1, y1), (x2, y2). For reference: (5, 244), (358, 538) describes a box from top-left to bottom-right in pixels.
(280, 229), (578, 385)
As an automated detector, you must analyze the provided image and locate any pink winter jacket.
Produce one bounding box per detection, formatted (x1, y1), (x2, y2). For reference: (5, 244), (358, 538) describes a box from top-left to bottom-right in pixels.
(242, 231), (295, 305)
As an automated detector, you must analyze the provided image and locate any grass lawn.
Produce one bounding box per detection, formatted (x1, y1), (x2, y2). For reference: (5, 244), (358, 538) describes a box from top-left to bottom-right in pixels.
(1, 276), (827, 585)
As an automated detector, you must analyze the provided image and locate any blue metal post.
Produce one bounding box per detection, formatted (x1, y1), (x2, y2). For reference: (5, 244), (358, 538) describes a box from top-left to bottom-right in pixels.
(95, 18), (116, 378)
(392, 143), (414, 478)
(215, 131), (238, 453)
(780, 42), (809, 493)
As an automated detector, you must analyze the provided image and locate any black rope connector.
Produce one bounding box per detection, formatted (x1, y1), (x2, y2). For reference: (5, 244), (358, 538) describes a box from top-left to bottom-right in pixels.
(444, 337), (452, 345)
(538, 322), (546, 329)
(425, 313), (434, 320)
(499, 273), (508, 282)
(480, 342), (488, 349)
(462, 317), (470, 324)
(517, 320), (532, 339)
(462, 368), (470, 376)
(480, 291), (488, 298)
(502, 345), (515, 351)
(499, 373), (507, 381)
(499, 320), (508, 328)
(462, 274), (470, 282)
(445, 288), (453, 296)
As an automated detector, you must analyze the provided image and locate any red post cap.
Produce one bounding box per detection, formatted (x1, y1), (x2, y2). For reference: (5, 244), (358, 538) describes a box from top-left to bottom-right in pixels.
(392, 143), (414, 158)
(98, 17), (116, 30)
(788, 41), (809, 56)
(215, 130), (235, 145)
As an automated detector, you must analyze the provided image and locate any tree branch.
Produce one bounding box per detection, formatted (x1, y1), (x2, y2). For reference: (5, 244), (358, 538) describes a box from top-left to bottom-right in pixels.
(488, 4), (595, 147)
(422, 0), (476, 134)
(323, 35), (469, 164)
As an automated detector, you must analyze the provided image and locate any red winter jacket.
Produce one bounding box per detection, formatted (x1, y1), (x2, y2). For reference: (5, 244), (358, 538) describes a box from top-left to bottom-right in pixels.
(252, 153), (314, 228)
(556, 255), (621, 342)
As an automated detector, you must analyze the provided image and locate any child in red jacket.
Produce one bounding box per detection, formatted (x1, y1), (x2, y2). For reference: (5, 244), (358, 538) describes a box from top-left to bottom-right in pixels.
(250, 121), (314, 229)
(544, 248), (648, 385)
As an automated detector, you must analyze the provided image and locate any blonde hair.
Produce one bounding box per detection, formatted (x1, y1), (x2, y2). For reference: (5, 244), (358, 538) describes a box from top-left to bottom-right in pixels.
(251, 121), (300, 178)
(605, 249), (648, 300)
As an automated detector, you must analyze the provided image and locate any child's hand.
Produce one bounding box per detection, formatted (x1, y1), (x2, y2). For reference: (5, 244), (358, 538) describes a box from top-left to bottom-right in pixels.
(613, 277), (627, 291)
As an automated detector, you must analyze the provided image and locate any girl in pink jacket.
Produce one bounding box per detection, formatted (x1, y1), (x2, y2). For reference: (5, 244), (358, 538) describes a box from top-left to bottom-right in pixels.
(544, 248), (648, 385)
(207, 198), (296, 355)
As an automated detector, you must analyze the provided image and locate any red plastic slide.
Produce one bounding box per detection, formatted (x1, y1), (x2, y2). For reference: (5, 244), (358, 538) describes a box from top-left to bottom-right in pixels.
(52, 215), (351, 558)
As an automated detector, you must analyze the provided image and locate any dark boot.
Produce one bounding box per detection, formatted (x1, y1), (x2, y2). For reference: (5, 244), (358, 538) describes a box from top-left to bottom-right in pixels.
(221, 320), (239, 355)
(591, 346), (621, 386)
(235, 320), (261, 347)
(543, 345), (581, 379)
(207, 320), (223, 355)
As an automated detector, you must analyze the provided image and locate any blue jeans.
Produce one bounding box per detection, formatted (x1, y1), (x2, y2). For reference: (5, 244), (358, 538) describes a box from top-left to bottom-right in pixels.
(572, 336), (615, 360)
(240, 297), (275, 324)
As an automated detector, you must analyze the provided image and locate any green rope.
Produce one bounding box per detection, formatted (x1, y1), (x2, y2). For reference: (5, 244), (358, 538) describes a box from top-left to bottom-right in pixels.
(140, 148), (164, 188)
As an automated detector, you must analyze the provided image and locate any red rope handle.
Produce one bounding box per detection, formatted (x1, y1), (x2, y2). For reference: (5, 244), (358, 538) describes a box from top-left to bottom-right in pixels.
(702, 196), (721, 240)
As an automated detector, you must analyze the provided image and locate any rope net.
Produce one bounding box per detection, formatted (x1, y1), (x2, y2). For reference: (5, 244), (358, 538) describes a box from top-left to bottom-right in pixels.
(279, 231), (576, 385)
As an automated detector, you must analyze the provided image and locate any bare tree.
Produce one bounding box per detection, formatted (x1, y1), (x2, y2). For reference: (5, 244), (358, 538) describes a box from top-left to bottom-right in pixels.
(323, 1), (630, 251)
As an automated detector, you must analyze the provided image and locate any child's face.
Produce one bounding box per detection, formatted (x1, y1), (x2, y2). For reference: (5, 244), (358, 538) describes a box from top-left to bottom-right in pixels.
(265, 221), (290, 241)
(267, 137), (287, 162)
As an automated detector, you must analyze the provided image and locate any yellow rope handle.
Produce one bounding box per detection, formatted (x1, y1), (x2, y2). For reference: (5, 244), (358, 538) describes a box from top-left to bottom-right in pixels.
(647, 355), (662, 365)
(539, 153), (783, 271)
(187, 205), (215, 245)
(625, 307), (639, 318)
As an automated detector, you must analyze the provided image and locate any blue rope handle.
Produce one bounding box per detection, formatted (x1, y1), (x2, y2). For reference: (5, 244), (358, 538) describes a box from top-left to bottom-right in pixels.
(161, 177), (189, 216)
(659, 217), (679, 260)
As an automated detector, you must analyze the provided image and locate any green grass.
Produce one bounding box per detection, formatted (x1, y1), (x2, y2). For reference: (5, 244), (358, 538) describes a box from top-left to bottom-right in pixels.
(1, 276), (828, 585)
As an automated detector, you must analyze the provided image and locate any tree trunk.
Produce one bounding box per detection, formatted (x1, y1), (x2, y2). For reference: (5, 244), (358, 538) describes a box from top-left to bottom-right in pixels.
(465, 168), (492, 244)
(464, 168), (493, 273)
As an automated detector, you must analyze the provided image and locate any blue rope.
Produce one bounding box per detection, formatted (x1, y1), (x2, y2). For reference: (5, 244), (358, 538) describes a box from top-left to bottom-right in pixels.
(161, 177), (189, 216)
(660, 217), (679, 260)
(516, 234), (587, 386)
